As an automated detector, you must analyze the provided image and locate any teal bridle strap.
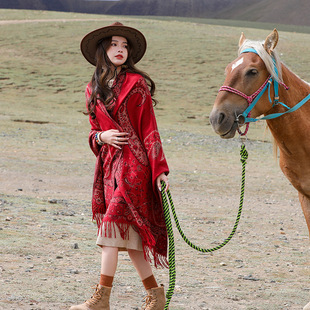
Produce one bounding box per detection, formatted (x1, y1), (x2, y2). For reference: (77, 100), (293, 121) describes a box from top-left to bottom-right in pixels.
(240, 48), (258, 54)
(240, 77), (271, 123)
(239, 48), (310, 124)
(219, 48), (310, 130)
(246, 93), (310, 122)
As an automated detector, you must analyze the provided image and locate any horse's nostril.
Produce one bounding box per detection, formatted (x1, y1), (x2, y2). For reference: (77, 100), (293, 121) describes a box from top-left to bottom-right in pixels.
(218, 112), (225, 125)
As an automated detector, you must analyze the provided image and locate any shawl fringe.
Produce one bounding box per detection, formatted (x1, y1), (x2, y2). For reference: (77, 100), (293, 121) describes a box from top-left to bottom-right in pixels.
(94, 213), (169, 268)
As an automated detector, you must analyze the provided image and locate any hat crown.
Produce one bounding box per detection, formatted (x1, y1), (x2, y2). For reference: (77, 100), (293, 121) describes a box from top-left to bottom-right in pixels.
(111, 22), (124, 27)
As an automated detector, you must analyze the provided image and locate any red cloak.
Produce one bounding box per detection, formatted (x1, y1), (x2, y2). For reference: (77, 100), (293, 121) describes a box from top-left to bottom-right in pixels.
(86, 72), (169, 268)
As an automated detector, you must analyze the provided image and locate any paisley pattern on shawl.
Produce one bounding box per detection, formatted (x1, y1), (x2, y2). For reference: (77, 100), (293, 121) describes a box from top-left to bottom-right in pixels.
(86, 72), (169, 268)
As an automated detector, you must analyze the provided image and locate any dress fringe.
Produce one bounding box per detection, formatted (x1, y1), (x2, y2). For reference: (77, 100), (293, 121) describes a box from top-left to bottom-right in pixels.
(93, 213), (168, 268)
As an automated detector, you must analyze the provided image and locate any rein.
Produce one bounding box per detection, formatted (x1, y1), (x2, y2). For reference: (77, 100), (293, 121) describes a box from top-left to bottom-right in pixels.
(161, 143), (248, 309)
(218, 48), (310, 136)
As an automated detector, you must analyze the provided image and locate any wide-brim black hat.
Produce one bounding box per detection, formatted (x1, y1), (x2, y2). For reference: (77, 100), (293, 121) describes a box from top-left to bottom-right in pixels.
(80, 22), (147, 66)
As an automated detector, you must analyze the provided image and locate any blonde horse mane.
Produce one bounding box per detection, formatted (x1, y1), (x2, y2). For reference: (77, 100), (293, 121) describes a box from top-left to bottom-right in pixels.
(238, 39), (283, 83)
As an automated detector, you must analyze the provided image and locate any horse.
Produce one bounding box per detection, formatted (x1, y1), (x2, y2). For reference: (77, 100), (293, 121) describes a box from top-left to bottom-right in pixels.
(209, 29), (310, 310)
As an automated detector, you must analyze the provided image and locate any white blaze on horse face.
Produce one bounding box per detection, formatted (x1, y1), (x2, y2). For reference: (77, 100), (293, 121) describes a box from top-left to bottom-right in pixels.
(231, 57), (244, 72)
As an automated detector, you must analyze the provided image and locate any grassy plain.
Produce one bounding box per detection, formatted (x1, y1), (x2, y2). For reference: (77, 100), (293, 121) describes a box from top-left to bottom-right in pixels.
(1, 9), (310, 310)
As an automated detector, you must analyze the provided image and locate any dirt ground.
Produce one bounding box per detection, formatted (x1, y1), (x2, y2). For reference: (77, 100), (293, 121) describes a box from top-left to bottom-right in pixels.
(1, 124), (310, 310)
(1, 15), (310, 310)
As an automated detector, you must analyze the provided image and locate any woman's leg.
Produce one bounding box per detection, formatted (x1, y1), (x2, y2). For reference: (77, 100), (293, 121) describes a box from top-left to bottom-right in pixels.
(69, 246), (117, 310)
(127, 249), (158, 289)
(128, 249), (166, 309)
(127, 249), (153, 280)
(100, 246), (118, 287)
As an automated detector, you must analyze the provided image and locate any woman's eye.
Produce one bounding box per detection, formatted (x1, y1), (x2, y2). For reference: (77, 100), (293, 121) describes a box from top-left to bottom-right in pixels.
(246, 69), (258, 76)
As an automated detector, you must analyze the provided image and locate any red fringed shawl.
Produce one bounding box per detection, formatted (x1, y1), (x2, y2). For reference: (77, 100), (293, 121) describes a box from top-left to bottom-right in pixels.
(86, 72), (169, 268)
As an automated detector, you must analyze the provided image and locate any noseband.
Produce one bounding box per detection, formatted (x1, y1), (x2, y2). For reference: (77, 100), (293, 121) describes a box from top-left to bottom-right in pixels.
(219, 75), (271, 105)
(218, 48), (289, 136)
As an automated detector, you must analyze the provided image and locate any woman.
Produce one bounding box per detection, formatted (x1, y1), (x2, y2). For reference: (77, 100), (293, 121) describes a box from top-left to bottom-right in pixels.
(71, 22), (169, 310)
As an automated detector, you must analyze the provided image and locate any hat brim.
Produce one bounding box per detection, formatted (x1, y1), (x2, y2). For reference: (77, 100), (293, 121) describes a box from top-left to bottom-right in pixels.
(80, 24), (147, 66)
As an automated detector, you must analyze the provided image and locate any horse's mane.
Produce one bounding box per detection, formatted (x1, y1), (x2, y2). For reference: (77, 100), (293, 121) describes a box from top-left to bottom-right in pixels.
(238, 39), (283, 83)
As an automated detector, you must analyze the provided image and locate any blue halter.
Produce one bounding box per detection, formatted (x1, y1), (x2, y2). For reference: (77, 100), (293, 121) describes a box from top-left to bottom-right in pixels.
(239, 48), (310, 123)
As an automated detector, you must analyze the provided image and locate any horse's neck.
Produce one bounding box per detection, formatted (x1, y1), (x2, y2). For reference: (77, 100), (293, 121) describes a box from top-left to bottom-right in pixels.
(266, 64), (310, 157)
(281, 64), (310, 94)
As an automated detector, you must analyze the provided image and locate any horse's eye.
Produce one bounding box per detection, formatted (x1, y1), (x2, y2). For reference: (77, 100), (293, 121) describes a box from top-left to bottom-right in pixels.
(246, 69), (258, 76)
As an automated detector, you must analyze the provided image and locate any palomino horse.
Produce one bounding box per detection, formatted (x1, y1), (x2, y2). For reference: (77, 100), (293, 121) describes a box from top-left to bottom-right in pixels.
(210, 29), (310, 309)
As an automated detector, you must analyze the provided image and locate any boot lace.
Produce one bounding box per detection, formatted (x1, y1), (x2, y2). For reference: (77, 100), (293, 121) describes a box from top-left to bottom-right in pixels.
(141, 294), (157, 309)
(85, 285), (103, 306)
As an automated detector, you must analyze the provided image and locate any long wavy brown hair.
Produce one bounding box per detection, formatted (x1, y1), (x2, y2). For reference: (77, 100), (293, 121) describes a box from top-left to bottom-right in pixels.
(86, 37), (157, 119)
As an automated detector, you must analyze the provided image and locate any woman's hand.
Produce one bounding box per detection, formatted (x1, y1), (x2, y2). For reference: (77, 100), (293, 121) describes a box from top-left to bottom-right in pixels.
(156, 172), (169, 192)
(99, 129), (129, 150)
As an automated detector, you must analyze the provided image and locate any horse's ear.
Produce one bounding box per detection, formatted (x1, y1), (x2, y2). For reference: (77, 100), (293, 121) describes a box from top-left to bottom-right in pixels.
(264, 29), (279, 55)
(239, 32), (246, 47)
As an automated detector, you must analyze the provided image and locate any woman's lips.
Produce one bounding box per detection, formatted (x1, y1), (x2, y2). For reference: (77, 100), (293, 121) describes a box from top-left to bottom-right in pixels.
(115, 54), (123, 59)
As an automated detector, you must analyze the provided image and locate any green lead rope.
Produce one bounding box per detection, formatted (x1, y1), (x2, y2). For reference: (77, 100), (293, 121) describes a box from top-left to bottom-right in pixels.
(161, 144), (248, 309)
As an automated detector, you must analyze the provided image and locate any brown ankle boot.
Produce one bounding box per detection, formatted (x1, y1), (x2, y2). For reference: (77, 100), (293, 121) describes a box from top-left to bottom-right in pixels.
(142, 284), (166, 310)
(69, 285), (111, 310)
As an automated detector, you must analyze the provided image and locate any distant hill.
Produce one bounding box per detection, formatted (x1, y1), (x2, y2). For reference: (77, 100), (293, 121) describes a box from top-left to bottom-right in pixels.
(1, 0), (310, 27)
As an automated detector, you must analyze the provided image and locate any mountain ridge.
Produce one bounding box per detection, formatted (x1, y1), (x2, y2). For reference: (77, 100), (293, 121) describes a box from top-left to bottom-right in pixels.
(1, 0), (310, 27)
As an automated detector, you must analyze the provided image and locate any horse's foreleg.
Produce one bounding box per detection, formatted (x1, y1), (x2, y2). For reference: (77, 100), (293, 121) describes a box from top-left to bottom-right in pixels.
(299, 193), (310, 310)
(298, 192), (310, 237)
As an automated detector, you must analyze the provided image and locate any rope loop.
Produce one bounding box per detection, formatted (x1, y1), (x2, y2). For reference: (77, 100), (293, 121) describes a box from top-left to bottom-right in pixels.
(161, 143), (248, 309)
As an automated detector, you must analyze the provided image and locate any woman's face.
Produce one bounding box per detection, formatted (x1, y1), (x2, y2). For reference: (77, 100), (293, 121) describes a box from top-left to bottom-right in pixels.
(106, 36), (128, 67)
